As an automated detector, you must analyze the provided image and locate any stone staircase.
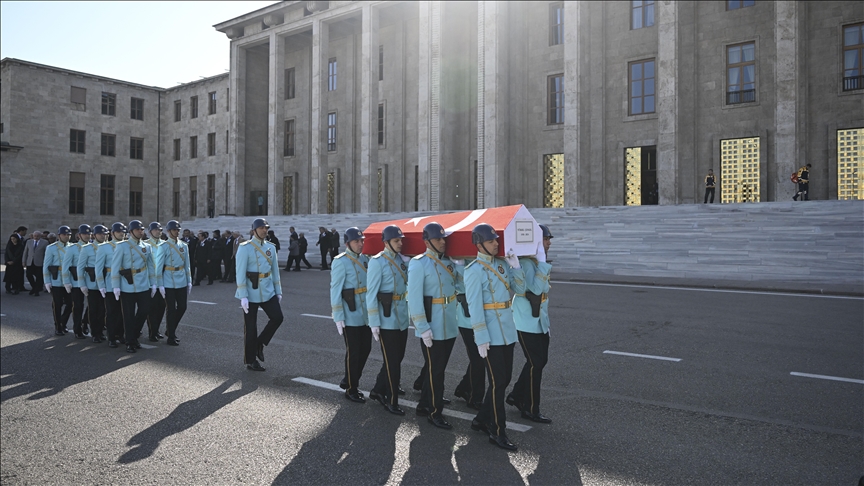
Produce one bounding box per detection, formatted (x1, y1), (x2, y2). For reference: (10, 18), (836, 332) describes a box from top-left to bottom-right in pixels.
(188, 200), (864, 291)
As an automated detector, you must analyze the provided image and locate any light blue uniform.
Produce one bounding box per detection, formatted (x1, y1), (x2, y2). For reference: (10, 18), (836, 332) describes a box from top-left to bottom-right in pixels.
(329, 249), (369, 327)
(407, 249), (460, 340)
(512, 257), (552, 334)
(43, 241), (68, 287)
(77, 242), (101, 291)
(464, 252), (525, 346)
(366, 248), (409, 331)
(61, 241), (87, 288)
(155, 238), (192, 289)
(235, 237), (281, 303)
(111, 237), (156, 293)
(95, 240), (120, 291)
(145, 237), (165, 287)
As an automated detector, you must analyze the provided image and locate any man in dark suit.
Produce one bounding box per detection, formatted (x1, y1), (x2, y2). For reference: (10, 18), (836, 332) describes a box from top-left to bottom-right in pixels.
(22, 232), (48, 296)
(222, 230), (235, 282)
(182, 229), (199, 282)
(298, 232), (312, 269)
(316, 227), (330, 270)
(210, 230), (223, 281)
(194, 231), (211, 285)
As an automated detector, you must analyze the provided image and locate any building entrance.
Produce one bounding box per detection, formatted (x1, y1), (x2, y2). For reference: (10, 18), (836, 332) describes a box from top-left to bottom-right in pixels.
(624, 146), (657, 206)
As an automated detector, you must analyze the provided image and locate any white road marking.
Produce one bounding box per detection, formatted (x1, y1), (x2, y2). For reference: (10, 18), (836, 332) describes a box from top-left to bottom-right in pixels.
(301, 313), (332, 319)
(139, 343), (157, 349)
(0, 314), (6, 317)
(188, 300), (217, 305)
(551, 280), (864, 300)
(790, 372), (864, 385)
(603, 350), (682, 362)
(292, 377), (532, 432)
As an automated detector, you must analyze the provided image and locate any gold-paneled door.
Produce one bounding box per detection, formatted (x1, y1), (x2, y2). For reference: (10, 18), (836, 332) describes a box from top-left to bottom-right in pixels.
(837, 128), (863, 200)
(625, 148), (642, 206)
(543, 154), (564, 208)
(283, 176), (293, 215)
(327, 172), (336, 214)
(720, 137), (760, 204)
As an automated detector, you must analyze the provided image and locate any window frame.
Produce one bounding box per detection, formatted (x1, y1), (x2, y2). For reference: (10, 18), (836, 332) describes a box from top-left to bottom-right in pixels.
(328, 58), (338, 91)
(842, 23), (864, 92)
(189, 176), (198, 217)
(549, 2), (564, 46)
(547, 74), (564, 125)
(191, 96), (199, 118)
(284, 119), (295, 157)
(173, 138), (181, 161)
(69, 172), (85, 215)
(190, 136), (198, 159)
(100, 174), (115, 216)
(631, 0), (655, 30)
(327, 111), (337, 152)
(101, 133), (116, 157)
(285, 68), (296, 100)
(174, 100), (181, 122)
(207, 132), (216, 156)
(628, 58), (656, 116)
(726, 41), (757, 105)
(129, 177), (143, 217)
(208, 91), (217, 115)
(379, 45), (384, 81)
(130, 137), (144, 160)
(726, 0), (755, 11)
(101, 92), (116, 116)
(377, 102), (386, 147)
(70, 86), (86, 111)
(70, 129), (86, 154)
(130, 97), (144, 121)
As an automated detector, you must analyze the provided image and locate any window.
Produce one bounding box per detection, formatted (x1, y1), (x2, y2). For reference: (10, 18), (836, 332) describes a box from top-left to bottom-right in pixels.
(226, 88), (230, 111)
(284, 120), (295, 157)
(379, 46), (384, 81)
(191, 96), (198, 118)
(843, 23), (864, 91)
(547, 74), (564, 125)
(328, 58), (337, 91)
(631, 1), (654, 30)
(173, 139), (181, 161)
(727, 0), (755, 10)
(378, 103), (385, 146)
(225, 130), (229, 153)
(285, 68), (295, 99)
(130, 97), (144, 120)
(129, 177), (143, 217)
(130, 137), (144, 160)
(208, 91), (216, 115)
(727, 42), (756, 104)
(101, 92), (116, 116)
(837, 128), (863, 200)
(174, 100), (181, 121)
(69, 172), (85, 215)
(629, 59), (656, 115)
(549, 2), (564, 46)
(190, 176), (198, 216)
(208, 132), (216, 156)
(71, 86), (86, 111)
(100, 174), (115, 216)
(327, 112), (337, 151)
(190, 136), (198, 158)
(101, 133), (116, 157)
(720, 137), (760, 203)
(70, 129), (86, 153)
(173, 178), (180, 217)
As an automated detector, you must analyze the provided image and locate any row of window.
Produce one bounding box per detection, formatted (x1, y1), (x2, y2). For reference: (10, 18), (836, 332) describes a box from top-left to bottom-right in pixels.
(172, 131), (228, 160)
(70, 130), (144, 159)
(68, 173), (143, 216)
(282, 46), (385, 100)
(173, 90), (226, 122)
(71, 87), (145, 120)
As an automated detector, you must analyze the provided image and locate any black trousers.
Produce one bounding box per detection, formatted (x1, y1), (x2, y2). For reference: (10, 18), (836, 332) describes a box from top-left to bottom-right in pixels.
(164, 287), (188, 340)
(50, 287), (73, 332)
(68, 286), (85, 332)
(476, 343), (515, 437)
(371, 328), (408, 406)
(342, 325), (372, 393)
(419, 337), (456, 418)
(210, 260), (223, 281)
(27, 265), (43, 293)
(147, 291), (166, 338)
(299, 253), (312, 268)
(319, 248), (329, 269)
(105, 291), (123, 340)
(243, 296), (283, 364)
(796, 182), (809, 200)
(85, 290), (106, 338)
(704, 187), (715, 204)
(225, 257), (236, 281)
(456, 327), (486, 405)
(121, 290), (151, 346)
(194, 262), (209, 284)
(511, 331), (550, 415)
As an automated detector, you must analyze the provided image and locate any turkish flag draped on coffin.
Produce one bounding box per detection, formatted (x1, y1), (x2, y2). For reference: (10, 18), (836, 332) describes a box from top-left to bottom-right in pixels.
(362, 205), (542, 258)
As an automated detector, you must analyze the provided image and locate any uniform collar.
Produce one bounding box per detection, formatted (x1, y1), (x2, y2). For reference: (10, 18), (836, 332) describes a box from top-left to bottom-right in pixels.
(346, 249), (359, 257)
(253, 236), (266, 245)
(384, 247), (399, 258)
(129, 236), (141, 245)
(149, 237), (161, 245)
(476, 252), (494, 263)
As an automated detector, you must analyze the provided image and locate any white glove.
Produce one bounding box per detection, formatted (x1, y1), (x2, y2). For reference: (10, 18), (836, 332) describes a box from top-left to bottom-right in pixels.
(187, 283), (192, 295)
(113, 288), (121, 300)
(451, 259), (465, 266)
(505, 250), (520, 269)
(477, 342), (490, 358)
(335, 320), (345, 335)
(536, 241), (546, 263)
(99, 288), (106, 298)
(278, 294), (282, 303)
(241, 297), (249, 314)
(64, 283), (72, 293)
(371, 326), (380, 342)
(421, 329), (433, 348)
(547, 327), (551, 338)
(81, 287), (89, 297)
(400, 254), (411, 263)
(150, 285), (157, 297)
(45, 283), (52, 293)
(159, 286), (166, 298)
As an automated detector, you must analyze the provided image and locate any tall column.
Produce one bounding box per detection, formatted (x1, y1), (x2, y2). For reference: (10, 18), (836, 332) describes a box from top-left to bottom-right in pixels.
(360, 5), (379, 213)
(417, 2), (441, 211)
(657, 0), (679, 205)
(268, 31), (285, 215)
(310, 19), (329, 214)
(478, 1), (501, 208)
(774, 1), (798, 202)
(229, 43), (247, 216)
(563, 2), (580, 208)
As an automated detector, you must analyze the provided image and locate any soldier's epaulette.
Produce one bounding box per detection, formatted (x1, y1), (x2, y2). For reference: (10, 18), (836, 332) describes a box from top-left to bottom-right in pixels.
(239, 240), (250, 246)
(334, 253), (345, 259)
(465, 260), (478, 269)
(412, 253), (426, 260)
(372, 253), (383, 259)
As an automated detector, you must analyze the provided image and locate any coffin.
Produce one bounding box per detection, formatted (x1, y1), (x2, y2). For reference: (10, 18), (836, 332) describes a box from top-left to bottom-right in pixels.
(362, 205), (542, 258)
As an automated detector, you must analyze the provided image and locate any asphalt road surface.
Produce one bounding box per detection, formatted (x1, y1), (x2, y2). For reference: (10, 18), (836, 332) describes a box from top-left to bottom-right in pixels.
(1, 269), (862, 485)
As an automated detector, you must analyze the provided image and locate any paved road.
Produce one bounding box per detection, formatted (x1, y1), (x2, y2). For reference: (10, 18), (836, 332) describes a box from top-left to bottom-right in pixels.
(1, 269), (862, 485)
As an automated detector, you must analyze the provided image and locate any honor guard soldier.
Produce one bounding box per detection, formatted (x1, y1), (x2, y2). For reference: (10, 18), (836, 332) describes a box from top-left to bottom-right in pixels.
(44, 225), (74, 336)
(453, 253), (485, 411)
(145, 222), (167, 341)
(97, 223), (127, 347)
(507, 224), (553, 424)
(62, 224), (91, 338)
(464, 223), (526, 451)
(79, 225), (108, 343)
(330, 227), (371, 403)
(407, 222), (460, 429)
(156, 220), (192, 346)
(111, 220), (156, 353)
(367, 225), (411, 415)
(235, 218), (283, 371)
